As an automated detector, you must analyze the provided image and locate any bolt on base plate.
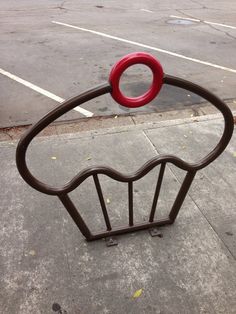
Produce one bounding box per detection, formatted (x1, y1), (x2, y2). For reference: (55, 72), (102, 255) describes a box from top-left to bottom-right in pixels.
(106, 237), (118, 247)
(149, 228), (163, 238)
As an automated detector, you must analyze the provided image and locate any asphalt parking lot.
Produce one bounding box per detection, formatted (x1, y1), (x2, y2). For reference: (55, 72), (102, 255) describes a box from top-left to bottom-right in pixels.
(1, 0), (236, 127)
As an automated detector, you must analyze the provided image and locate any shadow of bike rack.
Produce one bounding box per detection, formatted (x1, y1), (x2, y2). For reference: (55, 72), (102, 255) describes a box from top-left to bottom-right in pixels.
(16, 52), (234, 244)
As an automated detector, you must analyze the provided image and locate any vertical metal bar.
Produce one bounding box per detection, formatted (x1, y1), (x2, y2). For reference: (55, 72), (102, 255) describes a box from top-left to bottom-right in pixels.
(58, 194), (92, 240)
(93, 174), (112, 231)
(149, 163), (166, 222)
(169, 170), (196, 222)
(128, 182), (134, 226)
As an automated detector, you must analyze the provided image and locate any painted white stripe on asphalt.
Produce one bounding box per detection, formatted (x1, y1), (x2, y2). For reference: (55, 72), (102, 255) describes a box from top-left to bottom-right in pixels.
(170, 15), (200, 22)
(0, 67), (93, 117)
(204, 20), (236, 30)
(140, 9), (154, 13)
(52, 21), (236, 74)
(170, 15), (236, 30)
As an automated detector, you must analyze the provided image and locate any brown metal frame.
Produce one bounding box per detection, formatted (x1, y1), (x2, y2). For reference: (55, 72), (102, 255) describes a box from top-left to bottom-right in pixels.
(16, 75), (234, 241)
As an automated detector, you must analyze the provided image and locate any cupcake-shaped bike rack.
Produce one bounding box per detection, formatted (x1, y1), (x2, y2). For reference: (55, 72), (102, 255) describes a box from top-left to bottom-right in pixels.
(16, 52), (234, 245)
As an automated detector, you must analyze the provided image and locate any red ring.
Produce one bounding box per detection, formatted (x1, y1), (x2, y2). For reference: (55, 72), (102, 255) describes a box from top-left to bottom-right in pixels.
(109, 52), (164, 108)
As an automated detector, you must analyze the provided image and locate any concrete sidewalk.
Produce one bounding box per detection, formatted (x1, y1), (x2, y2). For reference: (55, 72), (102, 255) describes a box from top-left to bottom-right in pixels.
(0, 113), (235, 314)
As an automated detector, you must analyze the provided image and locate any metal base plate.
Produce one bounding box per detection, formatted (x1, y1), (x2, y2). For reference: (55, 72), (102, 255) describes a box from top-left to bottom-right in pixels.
(149, 228), (163, 238)
(105, 237), (118, 247)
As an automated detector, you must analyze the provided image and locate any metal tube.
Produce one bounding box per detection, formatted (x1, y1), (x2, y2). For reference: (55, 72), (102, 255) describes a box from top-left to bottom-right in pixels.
(15, 73), (234, 242)
(169, 171), (196, 222)
(93, 174), (112, 231)
(16, 78), (234, 195)
(149, 163), (166, 222)
(58, 194), (92, 240)
(88, 218), (172, 241)
(128, 182), (134, 226)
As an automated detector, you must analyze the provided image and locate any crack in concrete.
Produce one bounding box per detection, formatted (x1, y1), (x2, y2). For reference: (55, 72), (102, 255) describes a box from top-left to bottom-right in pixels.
(1, 0), (68, 13)
(55, 0), (67, 11)
(188, 0), (207, 9)
(176, 9), (200, 19)
(207, 23), (236, 40)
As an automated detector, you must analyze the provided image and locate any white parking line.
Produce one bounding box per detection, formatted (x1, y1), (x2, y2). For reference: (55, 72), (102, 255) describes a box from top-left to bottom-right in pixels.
(170, 15), (201, 22)
(52, 20), (236, 74)
(170, 15), (236, 30)
(0, 67), (93, 117)
(140, 9), (154, 13)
